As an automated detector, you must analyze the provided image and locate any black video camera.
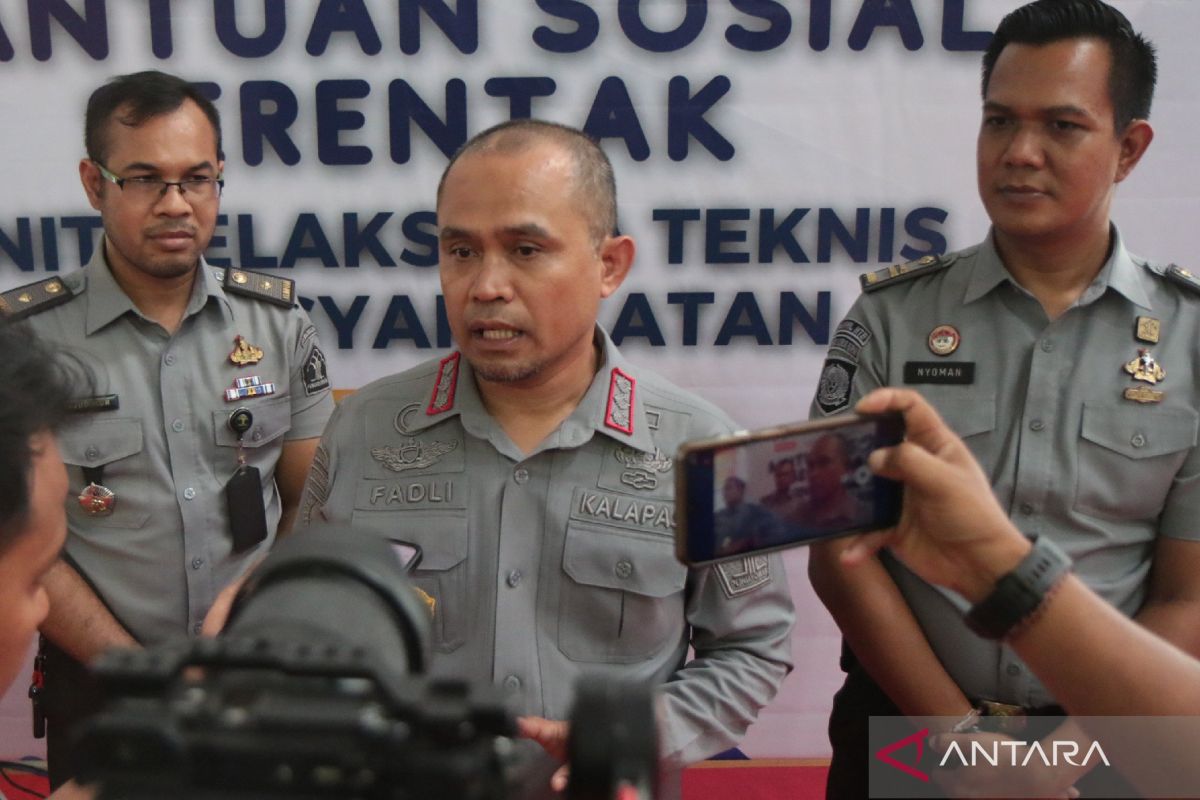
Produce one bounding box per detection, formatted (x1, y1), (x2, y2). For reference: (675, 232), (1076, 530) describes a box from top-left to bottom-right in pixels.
(74, 527), (660, 800)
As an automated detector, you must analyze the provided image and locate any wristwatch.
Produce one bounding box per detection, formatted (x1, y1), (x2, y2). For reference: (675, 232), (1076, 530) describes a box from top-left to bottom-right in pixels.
(964, 534), (1072, 640)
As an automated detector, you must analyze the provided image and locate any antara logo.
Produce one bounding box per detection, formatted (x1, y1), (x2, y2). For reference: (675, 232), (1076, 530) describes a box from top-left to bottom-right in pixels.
(875, 727), (1112, 783)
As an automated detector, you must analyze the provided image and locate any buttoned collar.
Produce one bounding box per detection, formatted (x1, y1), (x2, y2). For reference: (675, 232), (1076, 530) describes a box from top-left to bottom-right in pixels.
(83, 240), (229, 335)
(962, 226), (1152, 311)
(408, 326), (659, 457)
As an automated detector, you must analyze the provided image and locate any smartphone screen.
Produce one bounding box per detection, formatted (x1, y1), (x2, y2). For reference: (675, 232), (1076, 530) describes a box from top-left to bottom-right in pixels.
(676, 413), (905, 565)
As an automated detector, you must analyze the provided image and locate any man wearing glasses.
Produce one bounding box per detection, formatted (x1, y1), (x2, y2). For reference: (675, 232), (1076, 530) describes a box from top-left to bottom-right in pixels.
(0, 70), (333, 788)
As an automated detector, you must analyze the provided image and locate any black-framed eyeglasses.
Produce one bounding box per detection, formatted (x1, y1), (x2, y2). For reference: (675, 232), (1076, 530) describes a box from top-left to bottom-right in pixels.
(93, 161), (224, 203)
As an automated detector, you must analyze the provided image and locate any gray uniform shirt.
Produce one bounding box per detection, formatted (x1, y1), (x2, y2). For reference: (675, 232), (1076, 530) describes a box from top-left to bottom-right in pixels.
(812, 229), (1200, 707)
(18, 248), (333, 644)
(303, 328), (795, 764)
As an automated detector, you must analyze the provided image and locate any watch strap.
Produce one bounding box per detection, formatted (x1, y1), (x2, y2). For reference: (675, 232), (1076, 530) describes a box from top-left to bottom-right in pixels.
(965, 534), (1072, 640)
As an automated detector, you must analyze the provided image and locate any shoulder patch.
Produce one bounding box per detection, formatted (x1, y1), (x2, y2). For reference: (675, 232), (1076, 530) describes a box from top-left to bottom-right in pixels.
(0, 276), (77, 320)
(714, 555), (771, 598)
(223, 268), (295, 308)
(1163, 264), (1200, 295)
(303, 345), (331, 396)
(816, 358), (856, 415)
(860, 253), (953, 293)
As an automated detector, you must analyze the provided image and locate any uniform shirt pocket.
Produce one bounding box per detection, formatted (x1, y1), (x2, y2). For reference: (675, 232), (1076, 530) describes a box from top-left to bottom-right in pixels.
(931, 392), (997, 469)
(1075, 404), (1198, 521)
(350, 510), (469, 653)
(58, 417), (150, 529)
(559, 521), (687, 664)
(212, 394), (291, 450)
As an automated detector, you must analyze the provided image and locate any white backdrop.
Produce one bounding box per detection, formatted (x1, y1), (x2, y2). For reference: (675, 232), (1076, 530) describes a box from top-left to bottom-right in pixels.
(1, 0), (1198, 759)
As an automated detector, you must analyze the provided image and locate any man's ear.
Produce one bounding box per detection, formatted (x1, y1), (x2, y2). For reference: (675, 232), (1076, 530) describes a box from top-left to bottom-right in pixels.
(598, 235), (635, 298)
(1115, 119), (1153, 184)
(79, 159), (104, 211)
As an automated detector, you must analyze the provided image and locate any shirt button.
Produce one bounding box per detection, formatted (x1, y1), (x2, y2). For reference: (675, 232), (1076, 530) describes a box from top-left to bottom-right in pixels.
(85, 446), (100, 461)
(191, 558), (204, 569)
(172, 419), (185, 432)
(164, 353), (176, 366)
(1029, 419), (1045, 432)
(1006, 663), (1022, 677)
(614, 560), (634, 579)
(1019, 503), (1034, 515)
(513, 467), (530, 484)
(192, 622), (203, 635)
(1131, 433), (1146, 448)
(506, 569), (522, 588)
(183, 487), (196, 500)
(1040, 339), (1054, 352)
(503, 675), (521, 691)
(252, 429), (263, 441)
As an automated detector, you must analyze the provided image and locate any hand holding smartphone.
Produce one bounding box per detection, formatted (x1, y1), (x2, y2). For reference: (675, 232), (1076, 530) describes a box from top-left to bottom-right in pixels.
(675, 413), (905, 565)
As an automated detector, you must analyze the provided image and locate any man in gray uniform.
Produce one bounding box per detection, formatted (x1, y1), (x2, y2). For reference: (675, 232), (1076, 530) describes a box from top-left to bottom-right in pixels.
(0, 71), (334, 787)
(301, 119), (794, 772)
(808, 2), (1200, 797)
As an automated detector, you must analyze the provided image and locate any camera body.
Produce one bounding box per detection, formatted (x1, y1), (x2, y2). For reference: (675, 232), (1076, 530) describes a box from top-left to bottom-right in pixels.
(75, 527), (659, 800)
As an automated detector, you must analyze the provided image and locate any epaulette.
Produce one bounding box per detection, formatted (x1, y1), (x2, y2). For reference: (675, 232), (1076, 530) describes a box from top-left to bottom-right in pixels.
(0, 275), (78, 320)
(1163, 264), (1200, 295)
(860, 253), (955, 293)
(221, 268), (295, 308)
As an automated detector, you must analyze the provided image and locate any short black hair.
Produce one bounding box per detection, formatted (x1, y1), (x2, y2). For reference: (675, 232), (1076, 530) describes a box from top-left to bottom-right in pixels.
(436, 119), (618, 247)
(982, 0), (1157, 131)
(85, 70), (222, 164)
(0, 323), (79, 550)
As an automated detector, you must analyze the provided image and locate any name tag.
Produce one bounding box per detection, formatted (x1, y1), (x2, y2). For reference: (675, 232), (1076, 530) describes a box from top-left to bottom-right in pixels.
(903, 361), (975, 385)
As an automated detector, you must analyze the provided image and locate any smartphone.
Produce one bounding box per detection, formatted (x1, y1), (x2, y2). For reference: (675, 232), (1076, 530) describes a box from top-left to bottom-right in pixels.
(675, 412), (905, 565)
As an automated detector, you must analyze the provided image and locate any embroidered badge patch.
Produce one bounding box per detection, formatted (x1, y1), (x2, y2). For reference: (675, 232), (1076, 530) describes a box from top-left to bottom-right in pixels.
(428, 352), (461, 415)
(300, 443), (331, 525)
(613, 445), (673, 491)
(715, 555), (771, 598)
(605, 367), (636, 434)
(303, 346), (331, 396)
(816, 358), (855, 415)
(829, 319), (872, 363)
(371, 439), (459, 472)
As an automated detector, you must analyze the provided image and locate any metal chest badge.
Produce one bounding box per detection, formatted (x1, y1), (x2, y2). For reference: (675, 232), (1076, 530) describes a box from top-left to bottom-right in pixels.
(1125, 348), (1165, 384)
(927, 325), (960, 356)
(78, 483), (116, 516)
(229, 335), (264, 366)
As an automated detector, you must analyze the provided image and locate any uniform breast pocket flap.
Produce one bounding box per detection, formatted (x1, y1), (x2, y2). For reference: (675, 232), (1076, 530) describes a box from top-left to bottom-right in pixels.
(1076, 404), (1199, 521)
(559, 521), (687, 664)
(213, 394), (291, 450)
(350, 510), (469, 652)
(58, 417), (149, 529)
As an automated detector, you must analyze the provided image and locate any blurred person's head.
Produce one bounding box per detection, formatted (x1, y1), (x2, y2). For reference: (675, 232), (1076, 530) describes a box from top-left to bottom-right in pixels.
(722, 476), (746, 510)
(0, 323), (76, 690)
(771, 459), (797, 495)
(806, 434), (851, 505)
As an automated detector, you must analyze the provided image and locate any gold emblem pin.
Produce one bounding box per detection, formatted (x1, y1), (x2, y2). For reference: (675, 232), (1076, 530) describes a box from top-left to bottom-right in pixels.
(231, 271), (249, 285)
(229, 335), (264, 366)
(1135, 317), (1160, 344)
(45, 281), (62, 295)
(1125, 348), (1165, 384)
(1124, 386), (1165, 404)
(17, 292), (31, 304)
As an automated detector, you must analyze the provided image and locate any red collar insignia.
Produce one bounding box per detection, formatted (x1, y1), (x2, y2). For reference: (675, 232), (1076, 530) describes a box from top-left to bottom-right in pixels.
(427, 352), (461, 415)
(604, 367), (636, 435)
